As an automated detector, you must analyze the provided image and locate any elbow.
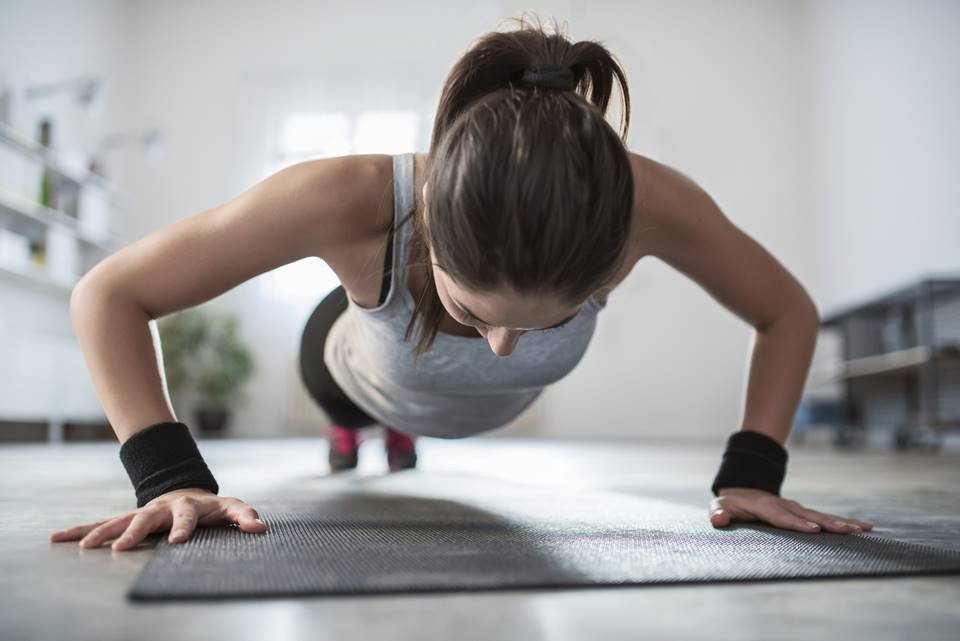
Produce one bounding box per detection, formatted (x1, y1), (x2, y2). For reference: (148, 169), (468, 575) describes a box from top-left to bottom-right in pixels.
(791, 290), (821, 327)
(69, 276), (92, 318)
(797, 301), (822, 343)
(791, 299), (821, 334)
(69, 277), (95, 330)
(805, 299), (822, 326)
(760, 301), (820, 335)
(69, 273), (112, 326)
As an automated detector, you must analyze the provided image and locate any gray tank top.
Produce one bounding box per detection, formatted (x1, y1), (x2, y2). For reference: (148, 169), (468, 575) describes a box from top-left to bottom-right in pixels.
(323, 152), (607, 438)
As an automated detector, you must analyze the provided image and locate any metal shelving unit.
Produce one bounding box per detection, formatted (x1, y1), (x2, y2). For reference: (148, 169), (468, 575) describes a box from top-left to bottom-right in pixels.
(816, 276), (960, 450)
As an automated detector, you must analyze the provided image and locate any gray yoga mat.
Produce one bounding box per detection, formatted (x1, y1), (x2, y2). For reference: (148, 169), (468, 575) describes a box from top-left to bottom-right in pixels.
(128, 475), (960, 601)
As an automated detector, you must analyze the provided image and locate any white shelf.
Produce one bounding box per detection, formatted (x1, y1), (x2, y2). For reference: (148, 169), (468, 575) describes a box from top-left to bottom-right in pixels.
(0, 121), (124, 196)
(0, 185), (121, 252)
(842, 346), (932, 378)
(810, 345), (960, 383)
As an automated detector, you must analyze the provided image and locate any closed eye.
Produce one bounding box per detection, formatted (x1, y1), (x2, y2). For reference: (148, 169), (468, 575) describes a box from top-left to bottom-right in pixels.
(456, 306), (578, 332)
(536, 316), (576, 332)
(458, 310), (486, 327)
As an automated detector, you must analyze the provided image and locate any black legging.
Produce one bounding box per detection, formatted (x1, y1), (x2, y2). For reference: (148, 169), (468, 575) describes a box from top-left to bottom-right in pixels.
(298, 284), (381, 429)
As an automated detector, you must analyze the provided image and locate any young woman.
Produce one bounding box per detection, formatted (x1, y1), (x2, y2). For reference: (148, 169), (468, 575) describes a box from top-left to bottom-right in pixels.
(50, 20), (872, 552)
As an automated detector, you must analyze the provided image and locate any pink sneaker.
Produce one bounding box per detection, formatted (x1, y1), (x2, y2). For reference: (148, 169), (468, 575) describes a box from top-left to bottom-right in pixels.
(327, 424), (359, 471)
(385, 427), (418, 471)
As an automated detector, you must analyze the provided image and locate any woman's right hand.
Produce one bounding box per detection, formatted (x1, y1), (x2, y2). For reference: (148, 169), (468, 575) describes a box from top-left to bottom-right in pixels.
(48, 488), (268, 551)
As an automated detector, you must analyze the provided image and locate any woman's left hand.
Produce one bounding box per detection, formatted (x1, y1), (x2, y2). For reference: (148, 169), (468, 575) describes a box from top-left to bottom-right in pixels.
(709, 487), (874, 534)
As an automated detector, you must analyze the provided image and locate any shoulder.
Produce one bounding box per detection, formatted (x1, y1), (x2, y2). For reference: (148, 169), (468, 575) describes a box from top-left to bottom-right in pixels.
(587, 151), (661, 303)
(316, 153), (395, 232)
(589, 151), (706, 304)
(296, 153), (397, 260)
(626, 151), (713, 246)
(306, 154), (405, 303)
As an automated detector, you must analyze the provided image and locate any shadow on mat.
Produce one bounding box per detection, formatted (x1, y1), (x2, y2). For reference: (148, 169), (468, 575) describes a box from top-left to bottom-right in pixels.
(129, 491), (600, 601)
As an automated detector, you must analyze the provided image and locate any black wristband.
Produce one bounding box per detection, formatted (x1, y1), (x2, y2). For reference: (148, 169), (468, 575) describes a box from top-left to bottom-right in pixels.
(711, 430), (788, 497)
(118, 421), (219, 508)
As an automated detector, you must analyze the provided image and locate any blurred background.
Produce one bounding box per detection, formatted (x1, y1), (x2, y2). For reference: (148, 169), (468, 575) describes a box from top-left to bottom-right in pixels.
(0, 0), (957, 450)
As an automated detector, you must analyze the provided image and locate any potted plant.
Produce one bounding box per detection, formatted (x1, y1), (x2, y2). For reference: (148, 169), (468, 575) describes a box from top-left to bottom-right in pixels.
(157, 308), (254, 436)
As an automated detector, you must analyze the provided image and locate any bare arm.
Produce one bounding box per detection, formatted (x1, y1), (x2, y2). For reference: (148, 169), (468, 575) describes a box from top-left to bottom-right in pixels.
(68, 287), (175, 443)
(70, 154), (388, 443)
(630, 154), (820, 447)
(629, 152), (872, 535)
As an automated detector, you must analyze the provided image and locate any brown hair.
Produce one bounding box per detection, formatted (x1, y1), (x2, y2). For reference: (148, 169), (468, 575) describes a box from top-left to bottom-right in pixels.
(398, 15), (634, 361)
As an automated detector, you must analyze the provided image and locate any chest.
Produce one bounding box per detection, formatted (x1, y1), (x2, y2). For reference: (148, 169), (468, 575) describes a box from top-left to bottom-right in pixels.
(349, 300), (601, 393)
(330, 220), (480, 337)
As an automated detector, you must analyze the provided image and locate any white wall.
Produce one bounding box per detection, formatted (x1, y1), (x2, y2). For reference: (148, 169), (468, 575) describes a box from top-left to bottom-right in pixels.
(805, 0), (960, 313)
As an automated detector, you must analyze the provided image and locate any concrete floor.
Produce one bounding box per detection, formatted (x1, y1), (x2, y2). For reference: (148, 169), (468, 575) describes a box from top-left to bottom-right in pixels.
(3, 435), (960, 641)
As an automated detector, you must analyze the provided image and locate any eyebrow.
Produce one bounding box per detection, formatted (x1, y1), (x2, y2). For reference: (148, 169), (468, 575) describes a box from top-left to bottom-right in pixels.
(452, 296), (580, 330)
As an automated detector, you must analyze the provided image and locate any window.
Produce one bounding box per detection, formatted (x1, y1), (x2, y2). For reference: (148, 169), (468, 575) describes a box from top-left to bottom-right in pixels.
(261, 109), (420, 309)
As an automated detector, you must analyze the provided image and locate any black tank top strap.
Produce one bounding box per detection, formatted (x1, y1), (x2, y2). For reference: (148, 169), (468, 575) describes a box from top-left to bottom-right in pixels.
(377, 223), (395, 306)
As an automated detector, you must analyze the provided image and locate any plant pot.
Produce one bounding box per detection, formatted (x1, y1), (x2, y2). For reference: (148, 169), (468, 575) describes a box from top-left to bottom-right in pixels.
(194, 405), (231, 437)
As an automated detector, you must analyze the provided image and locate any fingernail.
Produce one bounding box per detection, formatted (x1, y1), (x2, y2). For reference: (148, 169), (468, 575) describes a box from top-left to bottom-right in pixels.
(806, 521), (820, 529)
(834, 520), (849, 529)
(850, 525), (863, 534)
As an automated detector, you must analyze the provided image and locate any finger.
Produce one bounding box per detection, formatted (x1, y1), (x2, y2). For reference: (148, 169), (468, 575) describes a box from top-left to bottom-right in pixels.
(786, 505), (864, 534)
(709, 507), (733, 528)
(79, 517), (133, 549)
(816, 511), (874, 531)
(50, 519), (110, 542)
(112, 509), (170, 551)
(168, 498), (200, 544)
(751, 502), (822, 533)
(709, 497), (753, 529)
(225, 501), (268, 534)
(785, 502), (873, 532)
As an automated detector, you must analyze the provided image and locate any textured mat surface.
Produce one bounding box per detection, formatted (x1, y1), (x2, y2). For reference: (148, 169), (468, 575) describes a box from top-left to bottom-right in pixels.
(129, 475), (960, 601)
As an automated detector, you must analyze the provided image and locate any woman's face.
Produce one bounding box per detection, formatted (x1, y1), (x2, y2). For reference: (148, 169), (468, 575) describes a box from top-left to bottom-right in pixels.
(421, 180), (582, 357)
(430, 247), (582, 358)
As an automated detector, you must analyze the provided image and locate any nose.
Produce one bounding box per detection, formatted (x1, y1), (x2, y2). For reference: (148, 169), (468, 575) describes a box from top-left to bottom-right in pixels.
(485, 328), (521, 357)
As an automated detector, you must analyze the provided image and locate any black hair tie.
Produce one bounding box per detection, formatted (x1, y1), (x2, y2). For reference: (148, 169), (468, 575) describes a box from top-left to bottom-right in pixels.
(520, 64), (576, 90)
